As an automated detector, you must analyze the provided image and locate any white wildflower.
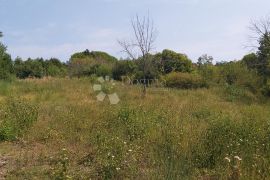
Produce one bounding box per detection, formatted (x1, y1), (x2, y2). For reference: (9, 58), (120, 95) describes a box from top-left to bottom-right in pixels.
(234, 156), (242, 161)
(224, 157), (231, 163)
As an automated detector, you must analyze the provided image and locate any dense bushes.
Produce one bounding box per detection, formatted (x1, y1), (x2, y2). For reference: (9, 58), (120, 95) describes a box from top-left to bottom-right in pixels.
(190, 114), (270, 178)
(165, 72), (208, 89)
(68, 50), (117, 78)
(217, 62), (263, 94)
(112, 60), (137, 80)
(0, 98), (38, 141)
(14, 57), (67, 79)
(112, 49), (193, 81)
(155, 49), (193, 74)
(261, 80), (270, 96)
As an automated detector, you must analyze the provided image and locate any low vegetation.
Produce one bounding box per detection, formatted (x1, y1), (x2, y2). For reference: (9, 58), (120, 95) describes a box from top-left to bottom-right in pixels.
(0, 78), (268, 179)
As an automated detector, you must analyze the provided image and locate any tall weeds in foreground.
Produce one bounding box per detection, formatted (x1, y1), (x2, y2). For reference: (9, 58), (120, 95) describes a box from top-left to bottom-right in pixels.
(0, 78), (270, 179)
(0, 97), (38, 141)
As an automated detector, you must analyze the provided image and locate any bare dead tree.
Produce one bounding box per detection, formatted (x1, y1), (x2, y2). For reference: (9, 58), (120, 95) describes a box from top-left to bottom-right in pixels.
(118, 14), (157, 96)
(247, 16), (270, 50)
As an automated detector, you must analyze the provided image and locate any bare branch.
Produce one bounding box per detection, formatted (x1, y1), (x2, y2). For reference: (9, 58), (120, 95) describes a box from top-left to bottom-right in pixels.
(248, 16), (270, 50)
(118, 13), (157, 95)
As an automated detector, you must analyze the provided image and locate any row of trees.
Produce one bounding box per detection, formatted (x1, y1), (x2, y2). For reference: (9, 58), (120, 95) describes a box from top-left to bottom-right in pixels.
(0, 32), (67, 80)
(0, 14), (270, 96)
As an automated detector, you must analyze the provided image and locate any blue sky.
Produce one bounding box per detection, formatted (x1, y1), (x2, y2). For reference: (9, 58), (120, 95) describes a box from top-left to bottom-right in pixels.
(1, 0), (270, 62)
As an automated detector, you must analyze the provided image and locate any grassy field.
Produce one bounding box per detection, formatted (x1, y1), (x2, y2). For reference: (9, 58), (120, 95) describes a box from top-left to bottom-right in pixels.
(0, 78), (270, 179)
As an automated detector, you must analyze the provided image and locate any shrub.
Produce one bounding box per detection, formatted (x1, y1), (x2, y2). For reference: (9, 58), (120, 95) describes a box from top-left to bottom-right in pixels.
(218, 62), (262, 93)
(112, 60), (137, 81)
(96, 64), (113, 77)
(0, 97), (38, 141)
(155, 49), (193, 74)
(165, 72), (208, 89)
(224, 85), (257, 103)
(190, 115), (270, 178)
(261, 80), (270, 96)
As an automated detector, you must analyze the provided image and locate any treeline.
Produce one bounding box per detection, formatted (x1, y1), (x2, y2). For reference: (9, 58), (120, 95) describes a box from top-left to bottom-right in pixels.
(0, 32), (269, 97)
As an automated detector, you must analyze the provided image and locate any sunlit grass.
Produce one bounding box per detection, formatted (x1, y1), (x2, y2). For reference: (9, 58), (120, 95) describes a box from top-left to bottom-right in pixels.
(0, 77), (269, 179)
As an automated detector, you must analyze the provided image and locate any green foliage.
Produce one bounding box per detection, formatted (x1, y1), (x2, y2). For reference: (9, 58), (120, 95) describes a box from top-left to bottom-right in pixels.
(261, 79), (270, 96)
(44, 58), (67, 77)
(112, 60), (137, 80)
(197, 65), (218, 85)
(71, 49), (117, 63)
(1, 78), (270, 179)
(135, 55), (161, 80)
(69, 49), (117, 78)
(242, 53), (258, 70)
(197, 54), (213, 67)
(50, 148), (72, 180)
(14, 57), (67, 79)
(190, 114), (270, 178)
(257, 33), (270, 79)
(165, 72), (208, 89)
(156, 49), (193, 74)
(218, 62), (262, 93)
(96, 64), (113, 77)
(0, 97), (38, 141)
(223, 85), (257, 104)
(0, 41), (13, 80)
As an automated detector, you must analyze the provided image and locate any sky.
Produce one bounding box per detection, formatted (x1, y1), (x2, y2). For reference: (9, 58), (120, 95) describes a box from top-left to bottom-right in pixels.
(1, 0), (270, 62)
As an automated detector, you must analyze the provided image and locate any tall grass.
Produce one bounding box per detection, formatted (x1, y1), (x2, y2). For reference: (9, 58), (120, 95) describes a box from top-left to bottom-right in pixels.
(0, 78), (269, 179)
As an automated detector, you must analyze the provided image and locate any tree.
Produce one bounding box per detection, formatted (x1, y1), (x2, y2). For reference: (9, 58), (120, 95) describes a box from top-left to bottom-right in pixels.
(197, 54), (215, 82)
(69, 50), (117, 78)
(158, 49), (192, 74)
(0, 32), (13, 80)
(118, 14), (156, 96)
(197, 54), (213, 67)
(242, 53), (258, 70)
(44, 58), (67, 77)
(249, 16), (270, 82)
(112, 60), (137, 81)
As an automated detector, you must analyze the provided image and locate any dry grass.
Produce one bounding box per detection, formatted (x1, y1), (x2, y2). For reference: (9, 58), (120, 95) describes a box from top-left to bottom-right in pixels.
(0, 77), (269, 179)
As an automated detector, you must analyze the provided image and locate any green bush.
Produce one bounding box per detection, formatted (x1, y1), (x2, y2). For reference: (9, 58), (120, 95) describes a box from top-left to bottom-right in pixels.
(0, 98), (38, 141)
(224, 85), (257, 103)
(112, 60), (137, 81)
(218, 62), (262, 93)
(261, 79), (270, 96)
(190, 115), (270, 178)
(165, 72), (208, 89)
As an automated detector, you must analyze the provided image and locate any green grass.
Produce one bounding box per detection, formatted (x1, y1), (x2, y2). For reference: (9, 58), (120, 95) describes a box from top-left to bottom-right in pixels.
(0, 77), (269, 179)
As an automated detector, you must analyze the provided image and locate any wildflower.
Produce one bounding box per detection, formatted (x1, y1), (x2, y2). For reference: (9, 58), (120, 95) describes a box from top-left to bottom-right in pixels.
(116, 167), (121, 171)
(224, 157), (231, 163)
(112, 155), (115, 158)
(234, 156), (242, 161)
(128, 149), (132, 152)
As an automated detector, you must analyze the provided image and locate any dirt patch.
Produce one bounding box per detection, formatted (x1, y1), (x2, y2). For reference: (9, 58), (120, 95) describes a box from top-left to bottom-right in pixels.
(0, 156), (8, 179)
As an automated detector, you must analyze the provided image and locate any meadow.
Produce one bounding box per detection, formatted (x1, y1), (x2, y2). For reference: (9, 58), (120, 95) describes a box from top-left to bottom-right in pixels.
(0, 77), (269, 179)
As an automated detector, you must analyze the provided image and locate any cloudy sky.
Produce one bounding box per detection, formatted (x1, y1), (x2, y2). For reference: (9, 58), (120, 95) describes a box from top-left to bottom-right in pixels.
(1, 0), (270, 62)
